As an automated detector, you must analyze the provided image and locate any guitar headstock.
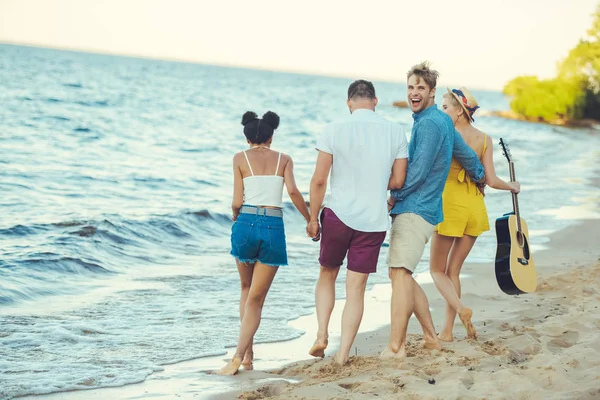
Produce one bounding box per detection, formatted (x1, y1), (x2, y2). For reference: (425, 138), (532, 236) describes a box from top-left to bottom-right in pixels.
(499, 138), (513, 163)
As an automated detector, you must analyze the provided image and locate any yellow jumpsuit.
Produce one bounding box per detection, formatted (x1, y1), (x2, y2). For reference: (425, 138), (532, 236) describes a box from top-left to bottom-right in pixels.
(435, 135), (489, 237)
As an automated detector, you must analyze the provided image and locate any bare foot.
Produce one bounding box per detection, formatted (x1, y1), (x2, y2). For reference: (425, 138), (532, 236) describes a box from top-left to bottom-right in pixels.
(379, 346), (406, 360)
(438, 332), (454, 342)
(309, 337), (328, 358)
(241, 350), (253, 370)
(332, 353), (348, 366)
(458, 308), (477, 339)
(216, 356), (242, 376)
(423, 338), (442, 350)
(241, 361), (253, 371)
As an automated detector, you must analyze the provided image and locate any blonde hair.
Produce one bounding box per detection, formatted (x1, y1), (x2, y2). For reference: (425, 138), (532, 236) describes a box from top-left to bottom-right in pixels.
(407, 61), (439, 89)
(443, 92), (461, 108)
(443, 92), (468, 120)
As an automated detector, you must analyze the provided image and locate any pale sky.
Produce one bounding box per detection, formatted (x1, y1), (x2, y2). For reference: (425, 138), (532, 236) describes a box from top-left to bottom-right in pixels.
(0, 0), (597, 90)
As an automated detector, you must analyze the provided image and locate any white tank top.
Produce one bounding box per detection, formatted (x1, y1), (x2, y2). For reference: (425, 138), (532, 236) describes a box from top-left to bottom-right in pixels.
(242, 150), (284, 208)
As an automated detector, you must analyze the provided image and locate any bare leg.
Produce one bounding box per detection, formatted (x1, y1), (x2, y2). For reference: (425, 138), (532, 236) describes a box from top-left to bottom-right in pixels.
(217, 262), (278, 375)
(446, 235), (478, 339)
(333, 270), (369, 365)
(381, 267), (414, 360)
(309, 265), (340, 357)
(236, 261), (255, 369)
(429, 233), (459, 342)
(412, 281), (442, 349)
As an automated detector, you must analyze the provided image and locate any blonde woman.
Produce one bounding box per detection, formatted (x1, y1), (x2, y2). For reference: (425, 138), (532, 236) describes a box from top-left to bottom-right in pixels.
(430, 88), (520, 341)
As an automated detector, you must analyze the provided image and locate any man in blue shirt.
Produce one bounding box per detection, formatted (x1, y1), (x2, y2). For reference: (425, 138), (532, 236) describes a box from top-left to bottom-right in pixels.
(381, 62), (485, 360)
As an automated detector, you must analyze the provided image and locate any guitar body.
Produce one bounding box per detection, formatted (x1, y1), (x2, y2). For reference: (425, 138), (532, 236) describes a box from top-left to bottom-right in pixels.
(495, 213), (537, 294)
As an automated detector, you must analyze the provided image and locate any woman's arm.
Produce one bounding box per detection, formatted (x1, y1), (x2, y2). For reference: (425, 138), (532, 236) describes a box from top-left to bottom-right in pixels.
(231, 154), (244, 221)
(482, 135), (520, 193)
(284, 156), (311, 223)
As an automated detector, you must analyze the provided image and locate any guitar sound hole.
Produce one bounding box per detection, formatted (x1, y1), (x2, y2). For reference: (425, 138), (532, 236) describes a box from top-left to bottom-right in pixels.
(516, 231), (531, 260)
(516, 231), (525, 248)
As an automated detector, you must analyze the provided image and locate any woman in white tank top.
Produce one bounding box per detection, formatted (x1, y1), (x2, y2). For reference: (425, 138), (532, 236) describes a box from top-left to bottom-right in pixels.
(218, 111), (311, 375)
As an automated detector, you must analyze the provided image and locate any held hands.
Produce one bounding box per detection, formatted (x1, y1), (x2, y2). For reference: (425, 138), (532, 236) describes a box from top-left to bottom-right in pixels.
(387, 196), (396, 213)
(475, 176), (487, 196)
(307, 220), (321, 242)
(509, 181), (521, 194)
(476, 182), (486, 196)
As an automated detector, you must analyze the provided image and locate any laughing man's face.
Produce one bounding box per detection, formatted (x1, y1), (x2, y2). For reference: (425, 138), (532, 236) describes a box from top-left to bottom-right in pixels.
(407, 75), (435, 114)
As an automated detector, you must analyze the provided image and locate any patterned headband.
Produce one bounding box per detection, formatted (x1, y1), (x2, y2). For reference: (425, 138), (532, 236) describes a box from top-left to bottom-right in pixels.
(452, 89), (480, 121)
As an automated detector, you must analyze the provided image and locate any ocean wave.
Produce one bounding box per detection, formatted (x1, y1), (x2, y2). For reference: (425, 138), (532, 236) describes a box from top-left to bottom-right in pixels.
(190, 179), (218, 187)
(75, 100), (109, 107)
(73, 127), (91, 133)
(0, 209), (235, 305)
(22, 257), (110, 274)
(4, 209), (231, 240)
(51, 220), (87, 228)
(0, 225), (40, 236)
(45, 115), (71, 121)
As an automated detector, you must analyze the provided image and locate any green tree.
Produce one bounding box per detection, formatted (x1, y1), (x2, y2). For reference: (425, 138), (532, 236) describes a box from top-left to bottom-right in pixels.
(504, 4), (600, 122)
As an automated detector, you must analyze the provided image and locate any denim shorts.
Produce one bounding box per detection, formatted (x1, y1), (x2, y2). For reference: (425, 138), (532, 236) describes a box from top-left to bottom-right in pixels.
(230, 210), (287, 267)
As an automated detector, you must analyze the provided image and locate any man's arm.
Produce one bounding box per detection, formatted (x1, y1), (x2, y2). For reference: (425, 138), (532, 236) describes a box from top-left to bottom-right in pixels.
(309, 151), (332, 220)
(388, 158), (408, 189)
(452, 130), (485, 182)
(388, 127), (409, 190)
(310, 126), (334, 220)
(391, 120), (445, 201)
(308, 151), (332, 238)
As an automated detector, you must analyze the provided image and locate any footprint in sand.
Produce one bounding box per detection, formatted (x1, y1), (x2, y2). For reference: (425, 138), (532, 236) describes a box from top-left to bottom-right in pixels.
(338, 382), (361, 391)
(461, 374), (475, 390)
(456, 356), (479, 367)
(423, 368), (441, 375)
(479, 340), (507, 356)
(547, 330), (580, 353)
(239, 384), (285, 400)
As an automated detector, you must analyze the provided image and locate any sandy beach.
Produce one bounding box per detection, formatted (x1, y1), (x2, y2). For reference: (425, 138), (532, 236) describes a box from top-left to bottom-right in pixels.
(219, 219), (600, 400)
(24, 213), (600, 400)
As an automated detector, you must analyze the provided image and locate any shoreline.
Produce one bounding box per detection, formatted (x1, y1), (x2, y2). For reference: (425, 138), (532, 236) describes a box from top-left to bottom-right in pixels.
(19, 267), (437, 399)
(224, 218), (600, 400)
(22, 215), (600, 400)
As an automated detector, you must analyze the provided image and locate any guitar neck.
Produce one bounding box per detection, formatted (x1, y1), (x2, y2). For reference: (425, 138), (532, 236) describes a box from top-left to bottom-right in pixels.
(509, 161), (522, 231)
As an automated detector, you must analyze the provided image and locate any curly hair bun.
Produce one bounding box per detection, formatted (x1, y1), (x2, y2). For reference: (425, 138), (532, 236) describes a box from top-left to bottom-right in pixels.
(262, 111), (280, 130)
(241, 111), (258, 126)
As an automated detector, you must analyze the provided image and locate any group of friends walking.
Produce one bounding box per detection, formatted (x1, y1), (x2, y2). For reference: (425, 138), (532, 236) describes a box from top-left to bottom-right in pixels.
(218, 61), (520, 376)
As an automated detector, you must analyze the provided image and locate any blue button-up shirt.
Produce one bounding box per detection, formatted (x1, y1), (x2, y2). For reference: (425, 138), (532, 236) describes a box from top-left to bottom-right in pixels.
(390, 104), (485, 225)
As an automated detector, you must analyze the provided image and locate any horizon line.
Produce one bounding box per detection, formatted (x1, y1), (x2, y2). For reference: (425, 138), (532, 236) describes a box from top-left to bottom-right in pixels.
(0, 40), (501, 93)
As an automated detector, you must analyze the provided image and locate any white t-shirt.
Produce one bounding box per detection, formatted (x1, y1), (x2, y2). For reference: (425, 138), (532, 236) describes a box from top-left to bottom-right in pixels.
(316, 109), (408, 232)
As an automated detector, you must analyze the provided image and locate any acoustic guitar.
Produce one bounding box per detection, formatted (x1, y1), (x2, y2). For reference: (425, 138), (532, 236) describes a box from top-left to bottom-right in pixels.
(494, 138), (537, 294)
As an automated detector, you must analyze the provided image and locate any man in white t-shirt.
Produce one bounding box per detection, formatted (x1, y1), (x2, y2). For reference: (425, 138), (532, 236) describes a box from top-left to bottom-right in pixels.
(306, 80), (409, 366)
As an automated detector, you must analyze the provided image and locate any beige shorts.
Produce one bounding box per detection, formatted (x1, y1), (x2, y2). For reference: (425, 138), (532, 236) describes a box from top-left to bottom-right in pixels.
(388, 213), (435, 273)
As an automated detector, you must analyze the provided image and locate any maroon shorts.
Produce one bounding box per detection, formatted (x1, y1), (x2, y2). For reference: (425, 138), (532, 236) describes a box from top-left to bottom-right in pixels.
(318, 208), (387, 274)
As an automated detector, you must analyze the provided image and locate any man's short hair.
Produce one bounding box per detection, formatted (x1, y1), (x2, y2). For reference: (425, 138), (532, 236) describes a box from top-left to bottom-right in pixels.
(407, 62), (439, 89)
(347, 79), (376, 100)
